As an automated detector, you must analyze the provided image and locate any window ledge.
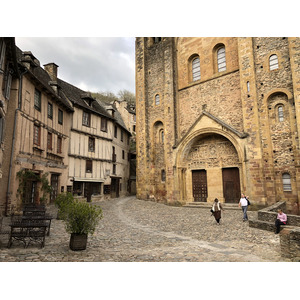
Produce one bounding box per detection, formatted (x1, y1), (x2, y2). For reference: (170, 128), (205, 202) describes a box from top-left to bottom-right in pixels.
(33, 146), (44, 152)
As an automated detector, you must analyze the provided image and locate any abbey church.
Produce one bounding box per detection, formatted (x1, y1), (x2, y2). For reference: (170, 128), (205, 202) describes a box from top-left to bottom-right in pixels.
(135, 37), (300, 212)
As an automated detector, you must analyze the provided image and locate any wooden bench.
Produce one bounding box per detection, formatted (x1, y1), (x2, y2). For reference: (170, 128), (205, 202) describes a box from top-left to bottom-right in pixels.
(8, 218), (48, 248)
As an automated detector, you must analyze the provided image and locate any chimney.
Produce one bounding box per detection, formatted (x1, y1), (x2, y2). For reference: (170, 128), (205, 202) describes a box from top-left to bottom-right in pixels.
(44, 63), (59, 81)
(21, 51), (40, 70)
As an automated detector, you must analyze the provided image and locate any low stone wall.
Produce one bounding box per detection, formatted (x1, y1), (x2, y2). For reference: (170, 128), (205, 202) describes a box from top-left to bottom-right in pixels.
(280, 227), (300, 262)
(257, 201), (300, 226)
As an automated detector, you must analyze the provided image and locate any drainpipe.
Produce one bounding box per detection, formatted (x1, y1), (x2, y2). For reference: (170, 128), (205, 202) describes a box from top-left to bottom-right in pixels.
(5, 68), (27, 216)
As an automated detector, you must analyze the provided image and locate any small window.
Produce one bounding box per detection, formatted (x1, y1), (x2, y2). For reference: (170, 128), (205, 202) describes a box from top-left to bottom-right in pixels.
(161, 169), (166, 182)
(114, 125), (118, 138)
(48, 102), (53, 119)
(33, 125), (40, 146)
(133, 125), (136, 132)
(88, 137), (95, 152)
(57, 136), (62, 153)
(113, 164), (116, 174)
(122, 150), (125, 160)
(192, 56), (201, 81)
(82, 111), (90, 127)
(121, 130), (123, 142)
(278, 105), (284, 122)
(101, 118), (107, 132)
(155, 94), (160, 105)
(217, 47), (226, 72)
(34, 89), (41, 111)
(269, 54), (279, 70)
(160, 130), (164, 143)
(47, 132), (52, 150)
(86, 160), (93, 173)
(282, 173), (292, 191)
(247, 81), (250, 93)
(58, 109), (63, 125)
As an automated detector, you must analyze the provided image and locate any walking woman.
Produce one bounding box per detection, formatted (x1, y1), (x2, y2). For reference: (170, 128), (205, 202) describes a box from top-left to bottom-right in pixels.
(211, 198), (223, 225)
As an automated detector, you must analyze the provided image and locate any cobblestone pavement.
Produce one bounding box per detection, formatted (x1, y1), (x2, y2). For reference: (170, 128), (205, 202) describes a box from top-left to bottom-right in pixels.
(0, 196), (287, 262)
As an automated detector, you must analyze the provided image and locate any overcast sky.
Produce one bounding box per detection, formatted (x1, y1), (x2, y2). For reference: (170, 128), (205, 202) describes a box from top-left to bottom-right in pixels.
(15, 37), (135, 95)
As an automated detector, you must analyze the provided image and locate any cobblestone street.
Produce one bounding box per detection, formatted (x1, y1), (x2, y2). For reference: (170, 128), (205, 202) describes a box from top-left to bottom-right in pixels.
(0, 196), (286, 262)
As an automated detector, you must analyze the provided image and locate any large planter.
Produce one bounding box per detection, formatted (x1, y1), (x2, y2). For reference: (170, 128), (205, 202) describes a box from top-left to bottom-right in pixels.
(69, 233), (88, 251)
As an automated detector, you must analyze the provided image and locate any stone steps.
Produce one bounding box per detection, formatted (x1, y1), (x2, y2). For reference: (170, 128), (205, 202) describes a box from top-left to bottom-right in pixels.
(184, 202), (240, 210)
(249, 219), (275, 232)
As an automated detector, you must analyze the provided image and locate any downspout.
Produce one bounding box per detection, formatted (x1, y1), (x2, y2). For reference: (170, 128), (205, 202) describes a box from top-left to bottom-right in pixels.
(5, 68), (27, 216)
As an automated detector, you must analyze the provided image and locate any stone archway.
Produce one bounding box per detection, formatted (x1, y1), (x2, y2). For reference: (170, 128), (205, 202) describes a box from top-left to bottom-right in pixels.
(179, 133), (242, 203)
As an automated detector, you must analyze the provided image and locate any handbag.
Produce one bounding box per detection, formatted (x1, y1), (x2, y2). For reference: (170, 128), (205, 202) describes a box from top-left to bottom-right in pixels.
(246, 198), (251, 205)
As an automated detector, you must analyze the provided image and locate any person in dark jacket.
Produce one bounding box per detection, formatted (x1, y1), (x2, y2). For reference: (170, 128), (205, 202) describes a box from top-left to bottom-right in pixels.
(211, 198), (224, 225)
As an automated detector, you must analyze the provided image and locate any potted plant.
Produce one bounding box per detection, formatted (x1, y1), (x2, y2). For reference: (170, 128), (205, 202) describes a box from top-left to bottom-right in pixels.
(59, 200), (103, 251)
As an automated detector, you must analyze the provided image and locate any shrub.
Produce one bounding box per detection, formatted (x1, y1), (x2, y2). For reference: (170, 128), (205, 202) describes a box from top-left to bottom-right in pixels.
(54, 192), (74, 219)
(61, 201), (103, 235)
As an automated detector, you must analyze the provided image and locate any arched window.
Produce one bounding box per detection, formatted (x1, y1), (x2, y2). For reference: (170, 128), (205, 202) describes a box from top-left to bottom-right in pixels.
(269, 54), (279, 70)
(278, 105), (284, 122)
(282, 173), (292, 191)
(155, 94), (160, 105)
(217, 47), (226, 72)
(192, 56), (201, 81)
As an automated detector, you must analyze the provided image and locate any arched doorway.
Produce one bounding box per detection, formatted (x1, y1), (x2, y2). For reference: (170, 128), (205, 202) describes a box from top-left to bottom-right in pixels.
(181, 133), (241, 203)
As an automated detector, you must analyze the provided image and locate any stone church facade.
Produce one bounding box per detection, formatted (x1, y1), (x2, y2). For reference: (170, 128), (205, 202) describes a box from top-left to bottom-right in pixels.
(135, 37), (300, 212)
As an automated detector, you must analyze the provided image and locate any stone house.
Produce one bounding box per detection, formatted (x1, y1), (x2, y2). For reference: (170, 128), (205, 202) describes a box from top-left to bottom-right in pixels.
(135, 37), (300, 212)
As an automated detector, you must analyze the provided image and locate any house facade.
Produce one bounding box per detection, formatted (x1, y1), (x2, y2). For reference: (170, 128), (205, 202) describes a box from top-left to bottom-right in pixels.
(135, 37), (300, 213)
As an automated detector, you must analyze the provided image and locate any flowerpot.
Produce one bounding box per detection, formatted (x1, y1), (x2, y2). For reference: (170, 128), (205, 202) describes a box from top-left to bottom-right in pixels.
(69, 233), (88, 251)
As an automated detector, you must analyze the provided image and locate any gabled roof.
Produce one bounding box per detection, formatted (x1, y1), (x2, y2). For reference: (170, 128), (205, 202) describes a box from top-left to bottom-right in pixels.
(15, 46), (73, 112)
(173, 110), (248, 149)
(58, 78), (113, 120)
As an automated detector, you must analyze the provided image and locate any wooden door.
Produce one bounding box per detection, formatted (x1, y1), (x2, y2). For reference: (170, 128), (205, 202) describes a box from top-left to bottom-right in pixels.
(192, 170), (207, 202)
(84, 182), (92, 202)
(50, 174), (59, 203)
(222, 168), (241, 203)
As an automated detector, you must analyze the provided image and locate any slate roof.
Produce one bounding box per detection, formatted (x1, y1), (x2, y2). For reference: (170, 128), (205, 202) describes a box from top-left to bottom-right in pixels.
(15, 46), (73, 112)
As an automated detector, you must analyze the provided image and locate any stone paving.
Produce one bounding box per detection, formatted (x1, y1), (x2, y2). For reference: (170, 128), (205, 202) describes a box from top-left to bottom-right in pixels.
(0, 196), (287, 262)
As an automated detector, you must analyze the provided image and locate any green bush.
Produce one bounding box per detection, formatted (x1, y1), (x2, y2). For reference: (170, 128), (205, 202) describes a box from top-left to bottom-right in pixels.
(61, 201), (103, 235)
(55, 192), (74, 219)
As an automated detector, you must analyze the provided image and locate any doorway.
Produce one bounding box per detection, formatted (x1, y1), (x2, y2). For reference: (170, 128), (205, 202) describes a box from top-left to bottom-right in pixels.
(192, 170), (207, 202)
(222, 167), (241, 203)
(50, 174), (59, 203)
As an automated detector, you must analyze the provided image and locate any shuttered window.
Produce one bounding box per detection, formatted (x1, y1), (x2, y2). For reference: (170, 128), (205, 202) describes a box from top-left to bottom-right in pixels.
(192, 56), (201, 81)
(33, 125), (40, 146)
(217, 47), (226, 72)
(47, 132), (52, 150)
(282, 173), (292, 191)
(269, 54), (279, 70)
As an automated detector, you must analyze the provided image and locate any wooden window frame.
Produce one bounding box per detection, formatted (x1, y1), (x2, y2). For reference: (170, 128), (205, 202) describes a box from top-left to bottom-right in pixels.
(48, 102), (53, 119)
(58, 109), (63, 125)
(101, 118), (107, 132)
(47, 132), (52, 150)
(34, 89), (41, 111)
(33, 125), (41, 146)
(86, 159), (93, 173)
(82, 111), (91, 127)
(88, 136), (95, 152)
(57, 136), (62, 153)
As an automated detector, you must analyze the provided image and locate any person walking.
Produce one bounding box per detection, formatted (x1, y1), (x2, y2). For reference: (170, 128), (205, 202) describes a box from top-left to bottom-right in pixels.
(211, 198), (223, 225)
(239, 193), (248, 222)
(275, 209), (287, 234)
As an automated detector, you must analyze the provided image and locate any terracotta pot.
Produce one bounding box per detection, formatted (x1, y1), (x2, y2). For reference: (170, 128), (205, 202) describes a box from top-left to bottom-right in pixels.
(69, 233), (88, 251)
